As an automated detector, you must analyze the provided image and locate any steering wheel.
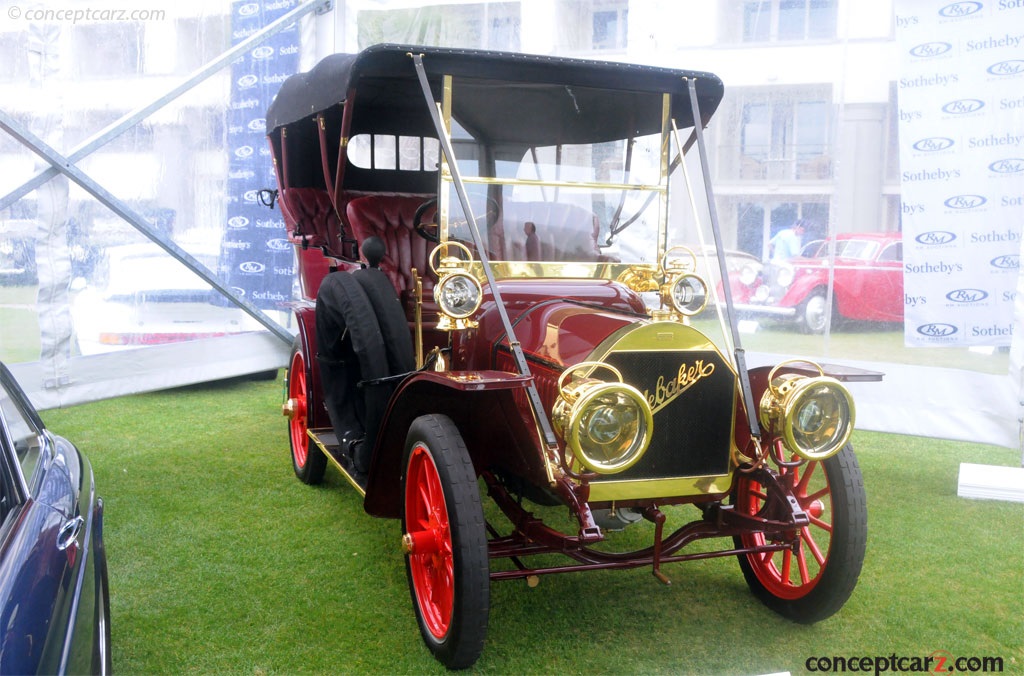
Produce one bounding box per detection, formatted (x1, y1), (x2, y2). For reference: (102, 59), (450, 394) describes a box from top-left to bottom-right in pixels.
(412, 196), (502, 243)
(413, 197), (440, 243)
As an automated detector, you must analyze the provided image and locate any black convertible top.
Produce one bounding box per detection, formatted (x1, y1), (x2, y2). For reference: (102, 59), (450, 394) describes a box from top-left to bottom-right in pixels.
(266, 43), (724, 144)
(266, 44), (724, 193)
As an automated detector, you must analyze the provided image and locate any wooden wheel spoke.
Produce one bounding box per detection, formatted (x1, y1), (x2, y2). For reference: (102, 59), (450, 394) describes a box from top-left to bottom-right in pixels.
(806, 486), (830, 503)
(808, 514), (832, 532)
(801, 526), (827, 566)
(796, 460), (818, 495)
(795, 541), (811, 584)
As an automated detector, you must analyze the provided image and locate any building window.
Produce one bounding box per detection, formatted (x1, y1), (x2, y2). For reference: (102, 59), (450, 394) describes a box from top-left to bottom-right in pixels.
(357, 3), (520, 52)
(734, 0), (836, 42)
(736, 200), (830, 258)
(556, 0), (628, 52)
(72, 23), (144, 78)
(176, 16), (230, 73)
(593, 6), (628, 49)
(0, 32), (30, 83)
(488, 13), (520, 50)
(725, 87), (832, 181)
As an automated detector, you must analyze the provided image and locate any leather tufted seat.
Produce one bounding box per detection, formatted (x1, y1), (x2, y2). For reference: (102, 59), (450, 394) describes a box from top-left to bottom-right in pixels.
(345, 194), (437, 313)
(279, 187), (343, 254)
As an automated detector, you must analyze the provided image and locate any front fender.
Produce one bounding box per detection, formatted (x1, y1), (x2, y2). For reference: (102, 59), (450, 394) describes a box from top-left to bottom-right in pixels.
(777, 269), (827, 308)
(363, 370), (545, 519)
(289, 304), (333, 431)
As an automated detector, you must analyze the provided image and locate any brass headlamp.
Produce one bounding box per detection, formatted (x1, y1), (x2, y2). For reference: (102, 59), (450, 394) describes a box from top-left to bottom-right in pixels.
(659, 246), (708, 319)
(759, 360), (855, 461)
(429, 241), (483, 331)
(552, 362), (654, 474)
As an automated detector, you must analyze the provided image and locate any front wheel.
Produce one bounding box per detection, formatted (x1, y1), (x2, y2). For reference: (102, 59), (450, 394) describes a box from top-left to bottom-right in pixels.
(286, 338), (326, 485)
(734, 444), (866, 623)
(798, 290), (831, 334)
(402, 415), (489, 670)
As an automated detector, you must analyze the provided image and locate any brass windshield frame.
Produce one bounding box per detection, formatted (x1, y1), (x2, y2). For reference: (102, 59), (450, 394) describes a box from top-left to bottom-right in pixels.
(438, 79), (673, 275)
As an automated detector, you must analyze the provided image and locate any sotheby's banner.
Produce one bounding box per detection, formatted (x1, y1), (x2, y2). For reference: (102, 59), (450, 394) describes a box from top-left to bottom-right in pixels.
(220, 0), (301, 311)
(895, 0), (1022, 347)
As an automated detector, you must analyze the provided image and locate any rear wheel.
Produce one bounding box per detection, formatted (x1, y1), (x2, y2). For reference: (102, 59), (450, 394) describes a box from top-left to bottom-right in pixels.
(402, 415), (489, 670)
(734, 444), (866, 623)
(286, 339), (326, 484)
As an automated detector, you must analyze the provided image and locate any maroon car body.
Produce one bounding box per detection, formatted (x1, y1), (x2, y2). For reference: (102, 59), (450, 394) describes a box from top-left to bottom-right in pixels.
(266, 44), (874, 670)
(739, 232), (903, 332)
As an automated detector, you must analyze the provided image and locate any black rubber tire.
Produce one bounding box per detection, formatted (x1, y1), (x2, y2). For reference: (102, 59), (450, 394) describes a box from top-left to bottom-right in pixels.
(287, 337), (326, 485)
(734, 444), (867, 623)
(352, 267), (415, 376)
(402, 415), (489, 670)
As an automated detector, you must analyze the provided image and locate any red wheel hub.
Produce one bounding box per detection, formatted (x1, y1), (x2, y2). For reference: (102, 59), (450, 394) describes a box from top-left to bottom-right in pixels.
(404, 443), (454, 640)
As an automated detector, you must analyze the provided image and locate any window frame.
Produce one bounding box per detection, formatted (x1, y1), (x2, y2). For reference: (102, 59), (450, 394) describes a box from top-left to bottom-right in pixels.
(728, 85), (833, 182)
(735, 0), (837, 43)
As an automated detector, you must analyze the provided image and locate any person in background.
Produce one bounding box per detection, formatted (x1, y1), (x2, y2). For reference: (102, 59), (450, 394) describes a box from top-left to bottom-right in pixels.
(768, 219), (806, 262)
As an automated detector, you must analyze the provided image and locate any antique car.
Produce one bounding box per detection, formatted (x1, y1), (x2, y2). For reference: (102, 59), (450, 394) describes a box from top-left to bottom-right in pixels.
(71, 243), (265, 354)
(0, 361), (112, 674)
(266, 44), (873, 669)
(737, 232), (903, 333)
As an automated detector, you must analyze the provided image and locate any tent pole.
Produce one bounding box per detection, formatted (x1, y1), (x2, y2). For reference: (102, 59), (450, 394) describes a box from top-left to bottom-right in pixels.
(0, 110), (293, 345)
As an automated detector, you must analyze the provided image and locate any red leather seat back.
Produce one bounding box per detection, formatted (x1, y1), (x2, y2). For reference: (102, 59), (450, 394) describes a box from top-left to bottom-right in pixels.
(280, 187), (343, 254)
(345, 194), (436, 296)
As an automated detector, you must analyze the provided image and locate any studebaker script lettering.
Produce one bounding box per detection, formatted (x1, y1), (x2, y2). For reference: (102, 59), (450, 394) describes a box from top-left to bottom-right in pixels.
(645, 360), (716, 414)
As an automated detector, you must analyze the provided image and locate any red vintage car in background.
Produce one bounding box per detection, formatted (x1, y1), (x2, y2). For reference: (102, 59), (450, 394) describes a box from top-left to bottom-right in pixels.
(266, 44), (875, 669)
(737, 232), (904, 333)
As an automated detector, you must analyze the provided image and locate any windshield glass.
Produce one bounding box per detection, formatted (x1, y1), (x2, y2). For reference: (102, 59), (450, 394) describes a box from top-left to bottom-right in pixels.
(444, 77), (668, 268)
(833, 239), (879, 260)
(437, 73), (736, 357)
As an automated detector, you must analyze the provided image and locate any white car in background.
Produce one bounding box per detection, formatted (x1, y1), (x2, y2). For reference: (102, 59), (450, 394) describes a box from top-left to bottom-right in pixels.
(71, 243), (265, 355)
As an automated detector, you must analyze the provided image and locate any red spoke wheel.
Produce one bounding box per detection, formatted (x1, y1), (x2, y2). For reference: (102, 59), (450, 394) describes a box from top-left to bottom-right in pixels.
(286, 339), (326, 484)
(402, 415), (488, 670)
(734, 443), (866, 623)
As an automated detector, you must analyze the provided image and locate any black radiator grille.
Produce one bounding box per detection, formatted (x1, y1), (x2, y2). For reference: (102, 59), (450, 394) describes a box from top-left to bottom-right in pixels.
(597, 350), (736, 480)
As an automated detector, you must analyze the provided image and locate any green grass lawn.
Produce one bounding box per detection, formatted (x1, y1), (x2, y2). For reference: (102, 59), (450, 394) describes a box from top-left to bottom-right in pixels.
(41, 375), (1023, 675)
(0, 285), (40, 363)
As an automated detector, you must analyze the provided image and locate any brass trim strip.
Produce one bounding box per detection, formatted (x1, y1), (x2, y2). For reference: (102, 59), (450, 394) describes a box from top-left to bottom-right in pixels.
(412, 267), (424, 368)
(588, 473), (733, 502)
(442, 174), (666, 193)
(308, 428), (366, 497)
(440, 75), (453, 242)
(657, 92), (671, 266)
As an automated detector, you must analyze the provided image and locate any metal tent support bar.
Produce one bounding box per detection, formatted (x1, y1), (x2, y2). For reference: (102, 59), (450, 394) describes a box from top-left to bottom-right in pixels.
(0, 111), (293, 345)
(408, 53), (560, 452)
(0, 1), (334, 346)
(685, 78), (762, 441)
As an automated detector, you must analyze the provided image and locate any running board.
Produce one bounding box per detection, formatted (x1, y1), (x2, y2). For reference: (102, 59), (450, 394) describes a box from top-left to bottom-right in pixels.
(308, 427), (368, 496)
